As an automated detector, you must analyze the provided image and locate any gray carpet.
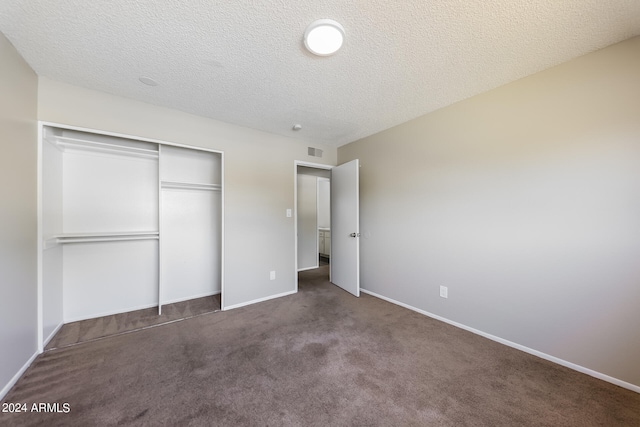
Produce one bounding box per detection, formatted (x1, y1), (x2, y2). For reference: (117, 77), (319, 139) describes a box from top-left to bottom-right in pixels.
(46, 294), (221, 350)
(2, 266), (639, 426)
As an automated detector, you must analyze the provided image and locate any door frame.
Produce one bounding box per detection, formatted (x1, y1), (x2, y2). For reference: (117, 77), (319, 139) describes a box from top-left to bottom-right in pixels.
(293, 160), (332, 293)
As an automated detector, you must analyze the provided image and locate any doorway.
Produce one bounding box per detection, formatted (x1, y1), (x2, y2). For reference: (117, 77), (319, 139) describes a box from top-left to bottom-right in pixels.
(295, 162), (332, 292)
(296, 164), (331, 272)
(294, 159), (360, 296)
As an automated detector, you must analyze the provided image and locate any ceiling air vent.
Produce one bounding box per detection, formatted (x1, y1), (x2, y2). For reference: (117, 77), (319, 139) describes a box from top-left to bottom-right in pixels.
(308, 147), (323, 158)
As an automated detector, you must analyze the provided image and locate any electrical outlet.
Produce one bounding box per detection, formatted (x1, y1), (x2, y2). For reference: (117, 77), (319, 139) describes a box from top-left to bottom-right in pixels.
(440, 286), (448, 299)
(270, 271), (276, 280)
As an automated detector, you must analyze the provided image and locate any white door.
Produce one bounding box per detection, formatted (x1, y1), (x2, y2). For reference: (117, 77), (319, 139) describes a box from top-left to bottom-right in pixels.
(330, 159), (360, 296)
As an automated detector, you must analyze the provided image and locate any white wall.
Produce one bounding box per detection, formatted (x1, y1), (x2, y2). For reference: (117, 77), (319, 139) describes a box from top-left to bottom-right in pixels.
(339, 37), (640, 389)
(318, 179), (331, 229)
(37, 77), (337, 309)
(0, 33), (38, 398)
(297, 173), (318, 270)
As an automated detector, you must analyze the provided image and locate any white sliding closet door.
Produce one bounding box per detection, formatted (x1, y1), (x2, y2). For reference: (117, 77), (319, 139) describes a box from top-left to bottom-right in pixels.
(58, 130), (159, 322)
(160, 146), (221, 307)
(62, 144), (158, 233)
(63, 241), (158, 321)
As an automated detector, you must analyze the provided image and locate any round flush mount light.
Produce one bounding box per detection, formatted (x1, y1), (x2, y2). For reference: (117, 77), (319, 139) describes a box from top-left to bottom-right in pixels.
(304, 19), (345, 56)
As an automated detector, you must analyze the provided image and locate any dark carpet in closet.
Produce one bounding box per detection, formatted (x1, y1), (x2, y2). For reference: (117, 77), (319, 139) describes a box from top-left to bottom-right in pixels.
(45, 295), (221, 350)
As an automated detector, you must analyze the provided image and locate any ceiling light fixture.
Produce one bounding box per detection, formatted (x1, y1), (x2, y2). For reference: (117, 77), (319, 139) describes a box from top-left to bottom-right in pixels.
(304, 19), (345, 56)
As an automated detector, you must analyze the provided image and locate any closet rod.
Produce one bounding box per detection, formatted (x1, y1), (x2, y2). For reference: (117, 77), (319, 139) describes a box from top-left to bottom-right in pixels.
(49, 136), (159, 159)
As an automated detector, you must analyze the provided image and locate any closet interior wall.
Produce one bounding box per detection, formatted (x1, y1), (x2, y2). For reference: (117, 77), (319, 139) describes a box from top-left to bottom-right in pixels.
(40, 124), (222, 346)
(159, 145), (221, 311)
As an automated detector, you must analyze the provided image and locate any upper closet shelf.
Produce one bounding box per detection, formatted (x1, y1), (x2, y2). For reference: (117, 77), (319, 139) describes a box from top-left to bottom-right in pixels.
(161, 181), (221, 191)
(45, 135), (159, 159)
(44, 231), (159, 249)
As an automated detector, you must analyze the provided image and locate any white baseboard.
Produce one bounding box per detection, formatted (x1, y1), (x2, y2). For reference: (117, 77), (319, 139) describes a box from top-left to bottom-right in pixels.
(43, 322), (64, 348)
(64, 302), (159, 323)
(64, 292), (223, 323)
(223, 290), (297, 311)
(297, 265), (319, 272)
(0, 350), (39, 401)
(161, 290), (221, 306)
(360, 288), (640, 394)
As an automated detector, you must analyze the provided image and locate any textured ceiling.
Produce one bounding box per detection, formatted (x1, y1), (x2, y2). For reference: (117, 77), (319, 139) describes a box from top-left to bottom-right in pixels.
(1, 1), (639, 147)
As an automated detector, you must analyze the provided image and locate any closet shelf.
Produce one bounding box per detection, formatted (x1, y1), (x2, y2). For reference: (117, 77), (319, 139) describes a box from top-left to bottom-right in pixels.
(161, 181), (221, 191)
(46, 135), (159, 159)
(44, 231), (159, 249)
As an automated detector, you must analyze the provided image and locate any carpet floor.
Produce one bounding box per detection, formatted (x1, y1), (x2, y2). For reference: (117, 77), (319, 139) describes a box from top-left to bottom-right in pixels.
(2, 266), (639, 426)
(46, 294), (221, 350)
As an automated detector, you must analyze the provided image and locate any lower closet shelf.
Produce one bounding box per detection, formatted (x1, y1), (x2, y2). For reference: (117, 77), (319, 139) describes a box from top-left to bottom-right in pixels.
(161, 181), (221, 191)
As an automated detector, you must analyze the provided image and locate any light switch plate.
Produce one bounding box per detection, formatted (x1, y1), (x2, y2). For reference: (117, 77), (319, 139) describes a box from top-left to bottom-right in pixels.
(286, 209), (292, 217)
(270, 271), (276, 280)
(440, 286), (448, 298)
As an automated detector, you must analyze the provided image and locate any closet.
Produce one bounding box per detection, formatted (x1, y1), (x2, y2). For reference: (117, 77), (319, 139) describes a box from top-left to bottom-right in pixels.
(40, 124), (222, 345)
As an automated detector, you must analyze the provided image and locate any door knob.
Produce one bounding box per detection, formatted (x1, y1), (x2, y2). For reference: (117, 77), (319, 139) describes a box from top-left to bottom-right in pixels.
(349, 232), (360, 237)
